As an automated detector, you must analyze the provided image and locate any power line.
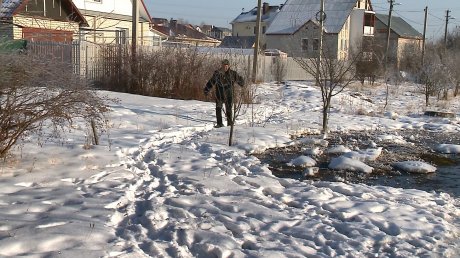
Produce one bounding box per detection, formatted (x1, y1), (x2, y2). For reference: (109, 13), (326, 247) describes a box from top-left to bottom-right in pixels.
(394, 10), (442, 26)
(429, 13), (445, 21)
(372, 2), (460, 14)
(153, 10), (231, 21)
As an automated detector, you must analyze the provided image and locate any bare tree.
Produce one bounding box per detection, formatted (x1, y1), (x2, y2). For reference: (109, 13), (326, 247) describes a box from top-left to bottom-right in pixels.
(399, 43), (422, 76)
(294, 47), (362, 135)
(229, 54), (253, 146)
(444, 49), (460, 97)
(418, 45), (455, 106)
(0, 52), (110, 158)
(228, 83), (250, 146)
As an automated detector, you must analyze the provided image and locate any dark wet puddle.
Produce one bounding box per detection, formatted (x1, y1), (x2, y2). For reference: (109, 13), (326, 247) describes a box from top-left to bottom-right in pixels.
(255, 130), (460, 197)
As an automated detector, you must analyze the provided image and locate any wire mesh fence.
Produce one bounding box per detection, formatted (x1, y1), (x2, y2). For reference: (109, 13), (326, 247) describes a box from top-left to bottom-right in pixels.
(23, 39), (312, 85)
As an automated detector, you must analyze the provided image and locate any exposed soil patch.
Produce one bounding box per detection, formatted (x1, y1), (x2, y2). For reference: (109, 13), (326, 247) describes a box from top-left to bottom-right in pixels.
(255, 129), (460, 196)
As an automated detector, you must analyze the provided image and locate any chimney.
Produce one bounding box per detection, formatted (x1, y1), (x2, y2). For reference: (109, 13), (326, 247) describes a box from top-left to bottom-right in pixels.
(263, 2), (270, 15)
(170, 19), (177, 30)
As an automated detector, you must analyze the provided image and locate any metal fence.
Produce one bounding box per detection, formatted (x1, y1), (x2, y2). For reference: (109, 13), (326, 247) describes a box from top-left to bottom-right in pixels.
(25, 40), (312, 83)
(26, 41), (80, 75)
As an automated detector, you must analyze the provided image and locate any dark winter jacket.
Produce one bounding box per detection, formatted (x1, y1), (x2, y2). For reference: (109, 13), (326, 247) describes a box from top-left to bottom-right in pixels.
(204, 69), (245, 97)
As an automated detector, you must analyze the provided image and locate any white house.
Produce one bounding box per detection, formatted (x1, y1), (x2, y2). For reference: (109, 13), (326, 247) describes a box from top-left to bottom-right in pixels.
(231, 2), (282, 49)
(265, 0), (375, 59)
(72, 0), (161, 45)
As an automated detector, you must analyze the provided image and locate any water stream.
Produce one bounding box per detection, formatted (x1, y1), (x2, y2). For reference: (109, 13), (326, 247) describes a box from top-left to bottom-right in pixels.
(256, 130), (460, 197)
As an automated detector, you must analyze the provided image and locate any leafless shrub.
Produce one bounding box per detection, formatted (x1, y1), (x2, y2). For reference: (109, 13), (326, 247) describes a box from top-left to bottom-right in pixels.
(355, 50), (380, 86)
(94, 44), (131, 92)
(443, 50), (460, 97)
(0, 52), (110, 158)
(399, 43), (422, 76)
(95, 46), (220, 100)
(271, 56), (287, 84)
(419, 47), (452, 106)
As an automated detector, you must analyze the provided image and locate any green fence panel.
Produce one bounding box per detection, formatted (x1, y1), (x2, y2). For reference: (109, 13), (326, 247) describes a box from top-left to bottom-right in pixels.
(0, 39), (27, 53)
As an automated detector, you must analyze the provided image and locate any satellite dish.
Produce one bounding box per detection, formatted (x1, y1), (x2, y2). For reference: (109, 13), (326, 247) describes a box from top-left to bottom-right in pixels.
(315, 11), (326, 22)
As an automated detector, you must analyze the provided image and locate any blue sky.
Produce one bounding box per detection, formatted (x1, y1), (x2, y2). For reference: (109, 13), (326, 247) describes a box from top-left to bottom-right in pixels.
(144, 0), (460, 41)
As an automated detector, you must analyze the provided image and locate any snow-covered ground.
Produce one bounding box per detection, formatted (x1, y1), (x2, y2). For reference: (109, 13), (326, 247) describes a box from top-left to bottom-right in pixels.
(0, 81), (459, 257)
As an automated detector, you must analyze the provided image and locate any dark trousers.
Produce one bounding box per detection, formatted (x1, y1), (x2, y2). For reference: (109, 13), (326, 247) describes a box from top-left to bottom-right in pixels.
(215, 86), (233, 126)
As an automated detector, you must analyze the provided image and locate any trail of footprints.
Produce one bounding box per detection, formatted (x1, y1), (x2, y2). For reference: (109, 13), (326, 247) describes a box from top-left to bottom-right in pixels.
(113, 128), (445, 257)
(113, 129), (316, 256)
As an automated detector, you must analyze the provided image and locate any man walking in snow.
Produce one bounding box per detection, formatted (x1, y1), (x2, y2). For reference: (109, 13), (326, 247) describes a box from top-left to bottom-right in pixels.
(204, 59), (245, 128)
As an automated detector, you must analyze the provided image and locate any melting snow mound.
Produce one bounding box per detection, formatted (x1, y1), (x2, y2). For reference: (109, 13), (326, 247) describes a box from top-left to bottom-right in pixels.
(329, 156), (373, 174)
(343, 147), (383, 162)
(327, 145), (352, 154)
(435, 144), (460, 154)
(287, 155), (316, 167)
(393, 161), (437, 174)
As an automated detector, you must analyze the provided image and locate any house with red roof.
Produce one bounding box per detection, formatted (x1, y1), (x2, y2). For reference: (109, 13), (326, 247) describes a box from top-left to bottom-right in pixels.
(0, 0), (87, 42)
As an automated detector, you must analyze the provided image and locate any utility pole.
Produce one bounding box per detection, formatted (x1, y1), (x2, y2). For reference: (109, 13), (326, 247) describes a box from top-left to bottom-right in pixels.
(252, 0), (262, 83)
(385, 0), (394, 66)
(421, 6), (428, 66)
(444, 10), (451, 49)
(131, 0), (139, 90)
(132, 0), (139, 58)
(316, 0), (325, 85)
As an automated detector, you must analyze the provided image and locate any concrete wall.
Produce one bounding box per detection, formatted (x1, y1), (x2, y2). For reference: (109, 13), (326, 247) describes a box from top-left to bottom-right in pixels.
(349, 9), (364, 55)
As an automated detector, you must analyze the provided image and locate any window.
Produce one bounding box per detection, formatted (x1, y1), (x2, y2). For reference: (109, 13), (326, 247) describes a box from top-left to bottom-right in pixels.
(301, 38), (309, 51)
(116, 28), (128, 44)
(313, 38), (319, 51)
(262, 26), (266, 34)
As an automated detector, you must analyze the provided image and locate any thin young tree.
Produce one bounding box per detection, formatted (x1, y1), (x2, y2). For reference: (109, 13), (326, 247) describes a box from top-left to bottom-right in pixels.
(228, 83), (249, 146)
(224, 54), (250, 146)
(294, 47), (362, 136)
